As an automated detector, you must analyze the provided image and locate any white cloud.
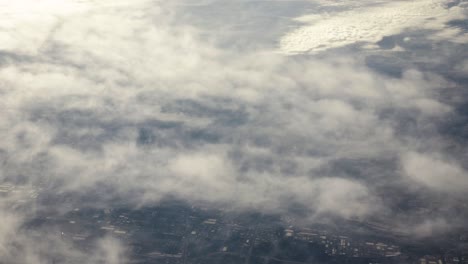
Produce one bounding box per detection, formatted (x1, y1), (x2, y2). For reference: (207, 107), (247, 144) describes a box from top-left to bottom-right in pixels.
(402, 152), (468, 193)
(0, 0), (455, 216)
(280, 0), (466, 53)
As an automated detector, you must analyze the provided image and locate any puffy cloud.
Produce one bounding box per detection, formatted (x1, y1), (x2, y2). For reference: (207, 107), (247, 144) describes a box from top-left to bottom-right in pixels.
(402, 152), (468, 193)
(0, 0), (459, 216)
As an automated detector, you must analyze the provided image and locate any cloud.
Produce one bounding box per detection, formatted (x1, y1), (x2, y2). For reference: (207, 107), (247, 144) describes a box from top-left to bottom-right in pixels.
(0, 0), (460, 216)
(402, 152), (468, 193)
(0, 0), (467, 262)
(280, 0), (467, 53)
(454, 59), (468, 74)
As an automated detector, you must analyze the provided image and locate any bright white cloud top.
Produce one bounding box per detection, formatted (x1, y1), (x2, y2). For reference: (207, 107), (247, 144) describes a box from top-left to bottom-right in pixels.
(280, 0), (466, 53)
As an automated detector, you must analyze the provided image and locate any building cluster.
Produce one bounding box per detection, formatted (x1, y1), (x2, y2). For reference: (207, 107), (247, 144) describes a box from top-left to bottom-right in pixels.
(418, 253), (468, 264)
(291, 227), (401, 258)
(17, 202), (468, 264)
(0, 181), (466, 264)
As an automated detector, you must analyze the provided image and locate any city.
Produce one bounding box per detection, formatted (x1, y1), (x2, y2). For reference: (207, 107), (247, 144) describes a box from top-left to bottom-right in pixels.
(3, 182), (466, 264)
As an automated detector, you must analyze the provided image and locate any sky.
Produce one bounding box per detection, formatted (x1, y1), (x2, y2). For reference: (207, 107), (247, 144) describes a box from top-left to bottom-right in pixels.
(0, 0), (467, 263)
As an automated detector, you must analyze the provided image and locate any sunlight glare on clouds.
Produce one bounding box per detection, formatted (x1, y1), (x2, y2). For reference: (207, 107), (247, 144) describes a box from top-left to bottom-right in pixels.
(0, 0), (89, 54)
(0, 0), (150, 54)
(0, 0), (89, 18)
